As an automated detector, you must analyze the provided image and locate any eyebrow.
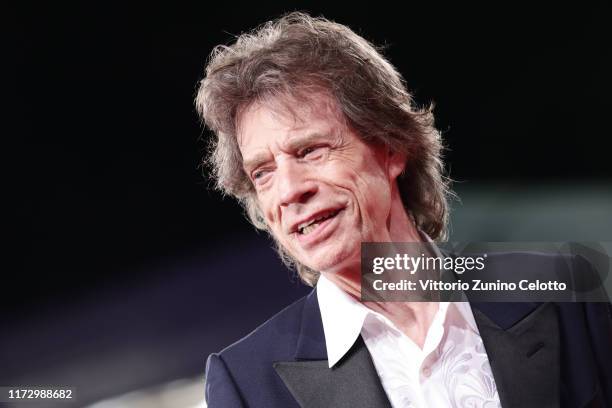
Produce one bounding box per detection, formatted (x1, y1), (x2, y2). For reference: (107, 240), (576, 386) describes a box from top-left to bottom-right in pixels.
(282, 132), (329, 152)
(243, 152), (272, 175)
(243, 132), (332, 172)
(242, 131), (338, 176)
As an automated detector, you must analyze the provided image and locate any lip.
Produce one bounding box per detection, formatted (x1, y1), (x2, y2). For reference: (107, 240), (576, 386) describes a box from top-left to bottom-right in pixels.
(289, 207), (343, 234)
(292, 208), (344, 247)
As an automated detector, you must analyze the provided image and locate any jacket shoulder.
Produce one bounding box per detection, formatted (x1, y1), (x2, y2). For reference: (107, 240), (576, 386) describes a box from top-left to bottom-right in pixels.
(217, 292), (310, 366)
(205, 293), (312, 407)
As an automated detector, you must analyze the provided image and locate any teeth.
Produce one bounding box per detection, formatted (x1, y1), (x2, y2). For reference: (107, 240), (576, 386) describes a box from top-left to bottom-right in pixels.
(302, 222), (320, 235)
(297, 210), (338, 235)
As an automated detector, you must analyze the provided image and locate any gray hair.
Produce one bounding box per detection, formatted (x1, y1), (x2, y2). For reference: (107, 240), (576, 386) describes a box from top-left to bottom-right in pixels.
(196, 12), (452, 286)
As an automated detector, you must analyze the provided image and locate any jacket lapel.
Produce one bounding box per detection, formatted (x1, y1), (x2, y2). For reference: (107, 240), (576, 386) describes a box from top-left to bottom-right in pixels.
(274, 337), (392, 408)
(275, 289), (564, 408)
(472, 302), (561, 408)
(273, 289), (391, 408)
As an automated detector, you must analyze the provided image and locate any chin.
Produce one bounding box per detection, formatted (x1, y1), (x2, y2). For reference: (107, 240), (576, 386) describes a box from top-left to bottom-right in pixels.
(300, 245), (359, 273)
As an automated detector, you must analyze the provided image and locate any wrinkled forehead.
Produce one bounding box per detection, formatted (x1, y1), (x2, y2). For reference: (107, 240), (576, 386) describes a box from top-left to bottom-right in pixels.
(236, 90), (347, 148)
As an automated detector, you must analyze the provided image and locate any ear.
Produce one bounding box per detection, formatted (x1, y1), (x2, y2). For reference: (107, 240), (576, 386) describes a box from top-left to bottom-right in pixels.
(387, 149), (407, 180)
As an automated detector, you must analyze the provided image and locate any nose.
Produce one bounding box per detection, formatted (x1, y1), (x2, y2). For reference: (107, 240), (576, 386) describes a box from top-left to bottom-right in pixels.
(277, 159), (317, 207)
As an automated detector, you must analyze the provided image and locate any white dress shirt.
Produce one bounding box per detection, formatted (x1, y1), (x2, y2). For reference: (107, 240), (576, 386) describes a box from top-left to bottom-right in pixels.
(317, 274), (501, 408)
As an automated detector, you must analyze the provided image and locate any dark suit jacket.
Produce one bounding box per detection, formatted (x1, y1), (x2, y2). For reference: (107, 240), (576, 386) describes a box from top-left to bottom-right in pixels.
(205, 287), (612, 407)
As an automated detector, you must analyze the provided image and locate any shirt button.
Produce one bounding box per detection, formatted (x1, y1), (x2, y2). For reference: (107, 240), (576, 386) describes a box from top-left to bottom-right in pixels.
(422, 366), (432, 378)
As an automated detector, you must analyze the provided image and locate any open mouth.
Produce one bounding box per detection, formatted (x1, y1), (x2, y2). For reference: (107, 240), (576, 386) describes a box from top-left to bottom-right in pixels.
(297, 209), (341, 235)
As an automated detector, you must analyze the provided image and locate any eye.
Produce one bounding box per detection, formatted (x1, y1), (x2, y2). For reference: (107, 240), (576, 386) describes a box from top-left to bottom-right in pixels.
(253, 169), (267, 179)
(299, 145), (326, 159)
(251, 168), (272, 185)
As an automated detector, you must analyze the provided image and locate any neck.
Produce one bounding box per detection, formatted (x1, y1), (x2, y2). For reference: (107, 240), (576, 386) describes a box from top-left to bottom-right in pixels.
(322, 204), (438, 348)
(324, 271), (438, 348)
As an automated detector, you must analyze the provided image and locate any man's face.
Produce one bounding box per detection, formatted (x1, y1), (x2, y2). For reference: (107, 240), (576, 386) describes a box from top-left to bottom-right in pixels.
(238, 94), (405, 273)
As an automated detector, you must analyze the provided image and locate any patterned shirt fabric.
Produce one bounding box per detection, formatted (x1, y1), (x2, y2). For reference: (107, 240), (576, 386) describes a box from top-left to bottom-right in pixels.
(317, 274), (501, 408)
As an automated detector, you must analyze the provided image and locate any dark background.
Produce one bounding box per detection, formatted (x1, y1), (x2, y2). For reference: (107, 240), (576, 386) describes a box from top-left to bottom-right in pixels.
(5, 2), (611, 406)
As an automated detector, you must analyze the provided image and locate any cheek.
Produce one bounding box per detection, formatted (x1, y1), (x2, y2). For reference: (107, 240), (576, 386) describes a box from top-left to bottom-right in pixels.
(255, 195), (283, 239)
(256, 193), (276, 223)
(351, 170), (393, 214)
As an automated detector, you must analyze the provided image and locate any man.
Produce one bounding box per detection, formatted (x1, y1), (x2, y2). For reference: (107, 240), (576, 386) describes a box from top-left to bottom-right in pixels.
(196, 12), (611, 407)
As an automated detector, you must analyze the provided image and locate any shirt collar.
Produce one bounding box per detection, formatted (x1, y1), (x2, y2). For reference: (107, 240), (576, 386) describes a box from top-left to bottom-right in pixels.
(318, 275), (468, 366)
(317, 274), (369, 367)
(316, 233), (479, 367)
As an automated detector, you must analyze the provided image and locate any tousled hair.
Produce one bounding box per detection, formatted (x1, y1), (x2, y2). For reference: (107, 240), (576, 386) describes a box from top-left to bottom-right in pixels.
(196, 12), (452, 286)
